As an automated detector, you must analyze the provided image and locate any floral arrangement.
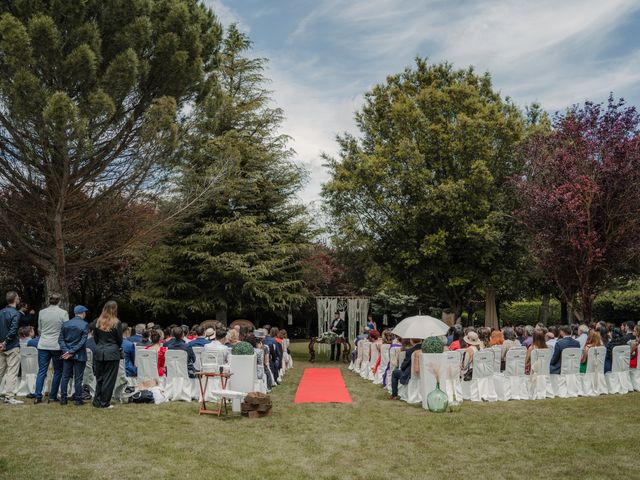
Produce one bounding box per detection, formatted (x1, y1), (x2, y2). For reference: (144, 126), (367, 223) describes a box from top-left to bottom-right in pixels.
(316, 331), (339, 344)
(231, 341), (254, 355)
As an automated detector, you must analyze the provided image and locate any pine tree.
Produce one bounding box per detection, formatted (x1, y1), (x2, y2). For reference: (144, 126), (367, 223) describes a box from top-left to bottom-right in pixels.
(134, 25), (312, 320)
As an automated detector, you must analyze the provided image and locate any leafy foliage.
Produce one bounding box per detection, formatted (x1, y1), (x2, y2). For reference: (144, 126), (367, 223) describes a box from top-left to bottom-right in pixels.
(516, 98), (640, 321)
(422, 336), (444, 354)
(231, 341), (254, 355)
(133, 26), (312, 318)
(323, 59), (527, 315)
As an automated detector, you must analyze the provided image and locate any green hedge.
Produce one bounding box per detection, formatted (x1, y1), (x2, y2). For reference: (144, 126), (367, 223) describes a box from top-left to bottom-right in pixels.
(593, 288), (640, 323)
(499, 300), (562, 326)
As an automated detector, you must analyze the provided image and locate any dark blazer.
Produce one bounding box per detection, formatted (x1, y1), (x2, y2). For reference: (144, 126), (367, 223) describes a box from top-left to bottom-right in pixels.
(400, 343), (422, 385)
(331, 318), (345, 336)
(94, 321), (123, 362)
(127, 334), (142, 344)
(0, 306), (21, 351)
(58, 316), (89, 362)
(550, 336), (580, 374)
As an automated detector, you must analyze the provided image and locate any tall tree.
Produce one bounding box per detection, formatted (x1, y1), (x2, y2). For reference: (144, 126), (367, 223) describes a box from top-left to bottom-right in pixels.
(323, 59), (526, 316)
(516, 97), (640, 322)
(0, 1), (221, 302)
(134, 25), (312, 320)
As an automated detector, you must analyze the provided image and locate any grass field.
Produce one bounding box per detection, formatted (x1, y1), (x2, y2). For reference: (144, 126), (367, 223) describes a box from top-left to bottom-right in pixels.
(1, 341), (638, 480)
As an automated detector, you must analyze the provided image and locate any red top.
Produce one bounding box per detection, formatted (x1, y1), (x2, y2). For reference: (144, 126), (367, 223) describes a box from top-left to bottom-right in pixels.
(145, 345), (167, 377)
(631, 352), (637, 369)
(449, 340), (461, 351)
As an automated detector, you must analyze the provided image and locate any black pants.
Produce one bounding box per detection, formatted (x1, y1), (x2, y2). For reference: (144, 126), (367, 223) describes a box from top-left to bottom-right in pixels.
(93, 360), (119, 408)
(391, 368), (403, 397)
(330, 342), (342, 361)
(61, 359), (86, 401)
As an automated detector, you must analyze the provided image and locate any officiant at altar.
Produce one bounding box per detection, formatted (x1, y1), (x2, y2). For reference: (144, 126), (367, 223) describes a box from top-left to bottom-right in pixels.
(330, 312), (345, 362)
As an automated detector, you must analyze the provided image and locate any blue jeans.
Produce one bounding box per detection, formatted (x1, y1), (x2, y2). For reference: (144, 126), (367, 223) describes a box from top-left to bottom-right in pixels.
(35, 349), (63, 400)
(61, 359), (86, 401)
(391, 368), (402, 397)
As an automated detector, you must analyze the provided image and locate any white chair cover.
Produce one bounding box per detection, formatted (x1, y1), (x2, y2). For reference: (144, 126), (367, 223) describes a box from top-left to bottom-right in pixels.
(164, 350), (192, 402)
(580, 346), (607, 396)
(529, 348), (554, 400)
(368, 343), (380, 381)
(17, 346), (38, 396)
(229, 354), (257, 412)
(113, 360), (129, 402)
(420, 351), (463, 410)
(136, 349), (160, 382)
(550, 348), (582, 398)
(400, 372), (422, 404)
(606, 345), (632, 394)
(386, 346), (401, 393)
(495, 347), (528, 401)
(351, 339), (363, 372)
(631, 355), (640, 392)
(491, 346), (503, 372)
(192, 346), (204, 372)
(359, 341), (371, 380)
(464, 350), (497, 402)
(375, 344), (391, 385)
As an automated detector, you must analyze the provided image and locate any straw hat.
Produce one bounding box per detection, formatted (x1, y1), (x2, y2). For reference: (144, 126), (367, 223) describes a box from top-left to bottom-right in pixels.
(204, 328), (215, 340)
(463, 331), (481, 346)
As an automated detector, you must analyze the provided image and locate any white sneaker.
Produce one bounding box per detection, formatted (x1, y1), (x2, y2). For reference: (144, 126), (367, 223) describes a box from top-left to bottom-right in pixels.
(106, 405), (114, 409)
(4, 397), (24, 405)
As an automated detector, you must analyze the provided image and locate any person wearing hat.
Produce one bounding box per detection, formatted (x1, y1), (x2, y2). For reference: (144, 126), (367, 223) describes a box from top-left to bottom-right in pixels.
(58, 305), (90, 405)
(461, 330), (482, 376)
(204, 328), (216, 341)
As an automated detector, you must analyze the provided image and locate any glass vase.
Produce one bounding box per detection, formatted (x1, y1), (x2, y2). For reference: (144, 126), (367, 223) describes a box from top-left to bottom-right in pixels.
(426, 382), (448, 413)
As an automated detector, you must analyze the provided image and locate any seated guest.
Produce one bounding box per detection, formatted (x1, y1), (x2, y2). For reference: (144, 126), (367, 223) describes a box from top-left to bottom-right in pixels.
(204, 327), (216, 342)
(477, 328), (490, 349)
(188, 325), (210, 347)
(389, 338), (422, 400)
(138, 329), (151, 346)
(204, 327), (230, 364)
(461, 331), (482, 375)
(630, 325), (639, 369)
(18, 326), (34, 347)
(525, 329), (549, 373)
(605, 328), (627, 373)
(576, 324), (589, 349)
(164, 326), (196, 377)
(489, 330), (504, 347)
(145, 330), (167, 377)
(27, 330), (40, 347)
(246, 333), (266, 380)
(501, 327), (521, 360)
(545, 331), (557, 350)
(121, 324), (137, 378)
(549, 325), (580, 374)
(580, 330), (603, 373)
(228, 328), (240, 347)
(522, 325), (534, 348)
(515, 325), (525, 345)
(128, 324), (145, 344)
(448, 325), (463, 351)
(621, 321), (636, 344)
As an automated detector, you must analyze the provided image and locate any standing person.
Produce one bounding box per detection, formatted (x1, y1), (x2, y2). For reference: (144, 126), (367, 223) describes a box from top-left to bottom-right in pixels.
(121, 324), (137, 378)
(34, 293), (69, 404)
(18, 302), (35, 328)
(93, 301), (123, 409)
(58, 305), (90, 406)
(330, 312), (345, 362)
(0, 291), (24, 404)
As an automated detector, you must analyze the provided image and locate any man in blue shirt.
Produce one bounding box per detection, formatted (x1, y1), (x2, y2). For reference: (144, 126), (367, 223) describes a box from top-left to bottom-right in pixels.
(549, 325), (581, 374)
(59, 305), (90, 405)
(127, 324), (145, 344)
(188, 325), (210, 348)
(0, 291), (24, 404)
(121, 324), (137, 378)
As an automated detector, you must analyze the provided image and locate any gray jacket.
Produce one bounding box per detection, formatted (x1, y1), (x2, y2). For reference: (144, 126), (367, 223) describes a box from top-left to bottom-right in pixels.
(37, 305), (69, 350)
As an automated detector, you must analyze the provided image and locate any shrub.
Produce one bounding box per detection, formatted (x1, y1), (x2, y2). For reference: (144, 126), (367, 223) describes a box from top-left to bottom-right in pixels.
(231, 341), (254, 355)
(422, 336), (444, 354)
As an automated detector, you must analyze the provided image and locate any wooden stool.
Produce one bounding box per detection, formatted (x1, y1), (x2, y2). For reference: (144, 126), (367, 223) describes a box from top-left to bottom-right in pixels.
(195, 370), (232, 416)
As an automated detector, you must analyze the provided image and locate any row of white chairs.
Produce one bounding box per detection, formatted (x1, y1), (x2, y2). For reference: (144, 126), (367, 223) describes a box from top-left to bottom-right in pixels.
(2, 339), (294, 406)
(349, 340), (640, 408)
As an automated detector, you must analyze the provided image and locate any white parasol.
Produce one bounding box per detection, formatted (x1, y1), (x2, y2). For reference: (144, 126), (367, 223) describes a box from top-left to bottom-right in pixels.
(391, 315), (449, 339)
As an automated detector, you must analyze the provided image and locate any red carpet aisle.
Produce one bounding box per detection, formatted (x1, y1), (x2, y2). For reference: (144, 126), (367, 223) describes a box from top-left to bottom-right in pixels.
(294, 368), (353, 404)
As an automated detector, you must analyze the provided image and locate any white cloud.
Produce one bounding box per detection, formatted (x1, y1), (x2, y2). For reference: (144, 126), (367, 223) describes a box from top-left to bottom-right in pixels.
(203, 0), (250, 31)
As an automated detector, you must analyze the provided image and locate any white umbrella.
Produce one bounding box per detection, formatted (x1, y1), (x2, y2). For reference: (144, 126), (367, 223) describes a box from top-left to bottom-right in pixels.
(391, 315), (449, 339)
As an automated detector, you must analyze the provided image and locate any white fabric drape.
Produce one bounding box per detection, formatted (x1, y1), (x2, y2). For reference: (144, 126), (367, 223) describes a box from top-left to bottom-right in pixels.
(347, 297), (369, 343)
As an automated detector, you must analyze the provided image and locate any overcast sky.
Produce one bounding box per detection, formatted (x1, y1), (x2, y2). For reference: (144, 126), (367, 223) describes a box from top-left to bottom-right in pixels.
(206, 0), (640, 205)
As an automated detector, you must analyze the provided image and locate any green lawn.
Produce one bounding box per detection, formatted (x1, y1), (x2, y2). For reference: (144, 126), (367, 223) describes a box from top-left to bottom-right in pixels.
(1, 341), (638, 480)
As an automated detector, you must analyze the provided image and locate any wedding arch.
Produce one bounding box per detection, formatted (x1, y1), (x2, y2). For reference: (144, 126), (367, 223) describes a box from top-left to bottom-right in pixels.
(316, 296), (370, 343)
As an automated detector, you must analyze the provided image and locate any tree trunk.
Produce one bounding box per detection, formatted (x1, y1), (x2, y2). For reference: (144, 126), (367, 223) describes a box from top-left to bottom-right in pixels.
(215, 308), (227, 326)
(540, 293), (550, 325)
(560, 300), (568, 323)
(44, 267), (69, 309)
